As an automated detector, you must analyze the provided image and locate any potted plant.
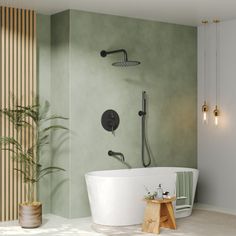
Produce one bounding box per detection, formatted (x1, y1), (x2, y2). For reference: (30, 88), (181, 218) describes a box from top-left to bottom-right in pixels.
(0, 98), (68, 228)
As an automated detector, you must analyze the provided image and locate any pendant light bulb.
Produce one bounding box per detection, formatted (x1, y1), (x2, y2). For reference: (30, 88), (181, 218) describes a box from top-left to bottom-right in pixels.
(213, 106), (219, 126)
(202, 101), (208, 124)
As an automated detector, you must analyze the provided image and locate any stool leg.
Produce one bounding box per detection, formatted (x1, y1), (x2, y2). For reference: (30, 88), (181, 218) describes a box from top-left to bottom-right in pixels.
(166, 202), (176, 229)
(160, 202), (176, 230)
(142, 202), (161, 234)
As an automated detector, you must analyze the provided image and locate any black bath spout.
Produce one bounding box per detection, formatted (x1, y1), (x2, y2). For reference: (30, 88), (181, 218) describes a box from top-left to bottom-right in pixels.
(108, 150), (125, 162)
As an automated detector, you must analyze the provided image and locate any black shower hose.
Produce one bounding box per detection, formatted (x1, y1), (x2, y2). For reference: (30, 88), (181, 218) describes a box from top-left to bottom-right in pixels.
(141, 113), (151, 167)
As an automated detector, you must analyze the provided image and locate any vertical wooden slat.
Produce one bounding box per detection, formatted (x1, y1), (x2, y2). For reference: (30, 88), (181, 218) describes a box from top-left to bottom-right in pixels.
(0, 7), (37, 221)
(21, 8), (26, 203)
(13, 7), (17, 220)
(0, 7), (2, 222)
(33, 11), (37, 201)
(1, 6), (5, 221)
(5, 6), (9, 221)
(29, 10), (32, 202)
(17, 8), (21, 210)
(9, 7), (13, 220)
(25, 9), (29, 202)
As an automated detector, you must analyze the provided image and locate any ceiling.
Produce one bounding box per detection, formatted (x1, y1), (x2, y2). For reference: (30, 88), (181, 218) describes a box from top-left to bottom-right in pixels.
(1, 0), (236, 26)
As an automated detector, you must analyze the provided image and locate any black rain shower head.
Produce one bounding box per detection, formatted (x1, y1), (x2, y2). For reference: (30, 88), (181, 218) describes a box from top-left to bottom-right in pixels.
(112, 61), (140, 67)
(100, 49), (141, 67)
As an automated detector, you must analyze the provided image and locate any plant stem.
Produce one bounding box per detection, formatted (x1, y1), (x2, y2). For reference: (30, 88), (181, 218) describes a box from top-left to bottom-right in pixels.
(27, 182), (35, 203)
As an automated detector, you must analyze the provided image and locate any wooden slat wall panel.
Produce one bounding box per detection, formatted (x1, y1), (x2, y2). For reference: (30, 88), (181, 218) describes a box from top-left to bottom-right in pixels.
(0, 6), (37, 222)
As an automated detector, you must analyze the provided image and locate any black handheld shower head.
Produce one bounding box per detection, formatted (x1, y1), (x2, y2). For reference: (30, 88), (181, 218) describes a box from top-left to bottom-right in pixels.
(138, 91), (151, 167)
(138, 91), (147, 116)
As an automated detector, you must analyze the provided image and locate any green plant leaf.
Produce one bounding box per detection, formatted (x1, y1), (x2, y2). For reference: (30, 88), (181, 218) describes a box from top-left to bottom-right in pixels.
(39, 166), (65, 173)
(2, 98), (68, 189)
(37, 167), (65, 181)
(27, 146), (34, 156)
(39, 101), (50, 120)
(14, 168), (38, 183)
(13, 105), (39, 124)
(14, 168), (33, 183)
(0, 137), (23, 151)
(38, 134), (49, 144)
(42, 125), (69, 133)
(1, 148), (17, 153)
(44, 115), (69, 121)
(0, 106), (36, 129)
(12, 153), (39, 167)
(16, 120), (32, 127)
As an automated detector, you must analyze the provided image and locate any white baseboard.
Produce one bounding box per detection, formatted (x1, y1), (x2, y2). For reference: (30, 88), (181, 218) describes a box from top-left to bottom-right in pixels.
(194, 203), (236, 216)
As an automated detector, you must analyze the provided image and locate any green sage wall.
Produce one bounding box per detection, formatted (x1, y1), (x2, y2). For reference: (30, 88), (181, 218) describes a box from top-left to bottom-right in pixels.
(37, 14), (51, 214)
(37, 13), (70, 217)
(40, 10), (197, 218)
(50, 11), (71, 218)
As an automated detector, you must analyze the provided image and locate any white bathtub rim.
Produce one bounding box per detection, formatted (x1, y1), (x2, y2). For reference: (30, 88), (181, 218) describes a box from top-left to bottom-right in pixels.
(85, 166), (199, 179)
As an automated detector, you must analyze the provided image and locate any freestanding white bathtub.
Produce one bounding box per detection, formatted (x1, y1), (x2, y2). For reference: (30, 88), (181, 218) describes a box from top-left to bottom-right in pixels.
(85, 167), (199, 226)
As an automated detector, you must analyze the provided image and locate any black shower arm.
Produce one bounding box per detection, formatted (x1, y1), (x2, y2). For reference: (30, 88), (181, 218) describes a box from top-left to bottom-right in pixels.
(101, 49), (128, 61)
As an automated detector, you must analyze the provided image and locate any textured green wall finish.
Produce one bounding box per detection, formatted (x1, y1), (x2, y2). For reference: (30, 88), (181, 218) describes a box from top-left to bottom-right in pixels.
(47, 10), (197, 218)
(50, 11), (71, 218)
(37, 14), (51, 214)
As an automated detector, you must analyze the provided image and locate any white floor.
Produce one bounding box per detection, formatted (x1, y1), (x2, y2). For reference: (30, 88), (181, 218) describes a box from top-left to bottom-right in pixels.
(0, 209), (236, 236)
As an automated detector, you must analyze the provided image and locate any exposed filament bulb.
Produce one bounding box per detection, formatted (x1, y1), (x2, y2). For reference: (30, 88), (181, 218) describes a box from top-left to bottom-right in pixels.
(202, 101), (208, 124)
(213, 106), (219, 126)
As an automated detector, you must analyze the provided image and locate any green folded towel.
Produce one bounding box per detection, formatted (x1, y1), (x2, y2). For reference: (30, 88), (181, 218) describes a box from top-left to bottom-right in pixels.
(176, 171), (193, 207)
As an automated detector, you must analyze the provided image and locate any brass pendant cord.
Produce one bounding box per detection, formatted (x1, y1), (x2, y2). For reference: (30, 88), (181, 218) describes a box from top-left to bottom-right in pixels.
(213, 20), (220, 125)
(201, 20), (209, 118)
(203, 21), (208, 102)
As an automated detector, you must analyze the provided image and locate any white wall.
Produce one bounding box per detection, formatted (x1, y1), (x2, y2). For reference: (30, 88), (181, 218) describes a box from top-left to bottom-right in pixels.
(198, 19), (236, 215)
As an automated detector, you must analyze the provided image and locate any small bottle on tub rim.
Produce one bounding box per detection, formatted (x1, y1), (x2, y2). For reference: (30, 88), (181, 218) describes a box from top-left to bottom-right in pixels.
(156, 184), (163, 200)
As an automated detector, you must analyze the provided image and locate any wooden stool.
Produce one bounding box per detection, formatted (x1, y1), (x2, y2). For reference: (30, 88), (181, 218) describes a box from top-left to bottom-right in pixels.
(142, 197), (176, 234)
